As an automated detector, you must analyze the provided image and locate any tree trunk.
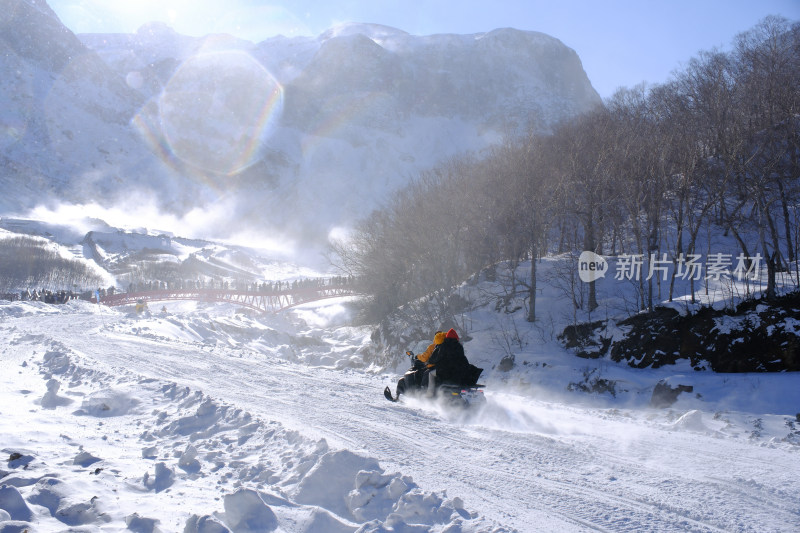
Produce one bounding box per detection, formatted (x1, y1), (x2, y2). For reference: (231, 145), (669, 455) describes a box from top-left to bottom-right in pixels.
(766, 250), (776, 300)
(669, 197), (686, 302)
(527, 244), (537, 322)
(778, 179), (794, 263)
(584, 211), (598, 312)
(763, 201), (784, 272)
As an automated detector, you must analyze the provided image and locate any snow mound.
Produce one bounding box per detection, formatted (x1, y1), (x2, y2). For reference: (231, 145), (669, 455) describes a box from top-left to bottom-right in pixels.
(125, 512), (160, 533)
(178, 444), (201, 473)
(184, 514), (231, 533)
(0, 520), (31, 533)
(143, 462), (175, 492)
(75, 388), (140, 417)
(0, 301), (65, 319)
(0, 485), (32, 522)
(391, 489), (461, 526)
(294, 450), (380, 519)
(40, 378), (72, 408)
(41, 350), (71, 375)
(221, 488), (278, 532)
(159, 397), (227, 437)
(73, 450), (102, 467)
(669, 410), (713, 433)
(27, 477), (107, 526)
(292, 449), (473, 529)
(287, 507), (355, 533)
(347, 470), (414, 522)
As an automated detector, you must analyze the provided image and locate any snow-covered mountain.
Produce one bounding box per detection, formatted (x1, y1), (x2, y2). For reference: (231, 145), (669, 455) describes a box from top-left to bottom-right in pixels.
(1, 1), (600, 243)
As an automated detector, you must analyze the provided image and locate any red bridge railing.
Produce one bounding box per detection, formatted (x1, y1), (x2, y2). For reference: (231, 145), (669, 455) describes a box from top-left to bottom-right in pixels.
(96, 285), (358, 313)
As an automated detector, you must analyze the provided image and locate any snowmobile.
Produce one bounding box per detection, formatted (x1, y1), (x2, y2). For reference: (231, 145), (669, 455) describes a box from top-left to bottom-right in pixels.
(383, 350), (486, 407)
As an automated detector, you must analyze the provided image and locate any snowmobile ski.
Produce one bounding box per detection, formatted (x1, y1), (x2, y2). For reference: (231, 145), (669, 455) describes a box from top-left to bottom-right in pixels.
(384, 386), (398, 402)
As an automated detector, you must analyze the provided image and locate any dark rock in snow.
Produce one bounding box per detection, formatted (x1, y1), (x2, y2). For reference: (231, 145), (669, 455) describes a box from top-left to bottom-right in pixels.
(567, 369), (617, 397)
(497, 354), (515, 372)
(650, 381), (694, 408)
(5, 451), (33, 469)
(560, 291), (800, 372)
(558, 319), (611, 359)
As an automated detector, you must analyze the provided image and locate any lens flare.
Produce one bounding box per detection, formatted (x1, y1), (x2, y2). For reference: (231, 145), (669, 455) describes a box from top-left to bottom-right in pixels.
(0, 117), (26, 150)
(140, 50), (283, 176)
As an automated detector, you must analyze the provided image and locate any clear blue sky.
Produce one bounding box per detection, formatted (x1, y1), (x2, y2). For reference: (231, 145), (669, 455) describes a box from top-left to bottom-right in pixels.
(49, 0), (799, 98)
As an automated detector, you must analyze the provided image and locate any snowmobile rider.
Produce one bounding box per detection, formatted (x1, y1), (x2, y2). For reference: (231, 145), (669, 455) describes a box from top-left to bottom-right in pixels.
(418, 331), (446, 366)
(424, 328), (471, 393)
(399, 330), (444, 393)
(386, 330), (446, 401)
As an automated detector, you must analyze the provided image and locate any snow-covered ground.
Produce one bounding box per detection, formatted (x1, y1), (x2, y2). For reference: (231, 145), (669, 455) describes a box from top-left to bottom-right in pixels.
(1, 294), (798, 532)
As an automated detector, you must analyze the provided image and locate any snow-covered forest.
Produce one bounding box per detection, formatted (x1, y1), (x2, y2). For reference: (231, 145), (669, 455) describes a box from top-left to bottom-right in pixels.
(333, 16), (800, 334)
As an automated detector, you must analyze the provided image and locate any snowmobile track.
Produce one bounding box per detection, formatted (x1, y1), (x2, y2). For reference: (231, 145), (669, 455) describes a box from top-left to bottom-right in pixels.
(6, 311), (799, 533)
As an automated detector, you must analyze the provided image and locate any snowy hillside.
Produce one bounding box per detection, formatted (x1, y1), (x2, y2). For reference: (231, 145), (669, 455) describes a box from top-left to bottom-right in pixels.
(0, 0), (601, 244)
(1, 281), (799, 532)
(0, 216), (324, 291)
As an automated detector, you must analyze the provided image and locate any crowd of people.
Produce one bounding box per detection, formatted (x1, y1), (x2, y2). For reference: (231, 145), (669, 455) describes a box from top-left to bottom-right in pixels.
(1, 289), (84, 304)
(0, 277), (357, 305)
(125, 276), (356, 294)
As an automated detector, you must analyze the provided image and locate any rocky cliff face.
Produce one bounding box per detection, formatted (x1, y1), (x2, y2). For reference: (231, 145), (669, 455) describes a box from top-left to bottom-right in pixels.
(282, 24), (599, 132)
(0, 0), (189, 211)
(2, 2), (601, 242)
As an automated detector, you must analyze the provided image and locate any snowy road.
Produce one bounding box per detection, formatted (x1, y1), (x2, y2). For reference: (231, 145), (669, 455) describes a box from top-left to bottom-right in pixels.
(4, 305), (800, 532)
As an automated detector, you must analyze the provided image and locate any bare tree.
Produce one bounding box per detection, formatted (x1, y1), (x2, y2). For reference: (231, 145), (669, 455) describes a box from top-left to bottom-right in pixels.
(549, 108), (621, 311)
(735, 17), (800, 280)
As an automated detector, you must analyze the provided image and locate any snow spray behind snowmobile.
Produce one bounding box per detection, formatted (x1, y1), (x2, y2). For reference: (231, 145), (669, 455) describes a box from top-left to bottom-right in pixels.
(384, 351), (486, 407)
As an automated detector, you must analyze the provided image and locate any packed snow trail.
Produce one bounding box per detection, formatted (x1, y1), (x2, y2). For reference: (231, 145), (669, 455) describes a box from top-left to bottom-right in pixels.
(2, 305), (799, 532)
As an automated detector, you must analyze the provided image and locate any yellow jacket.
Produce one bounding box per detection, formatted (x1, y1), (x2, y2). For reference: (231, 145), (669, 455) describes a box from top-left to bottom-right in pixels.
(417, 331), (446, 364)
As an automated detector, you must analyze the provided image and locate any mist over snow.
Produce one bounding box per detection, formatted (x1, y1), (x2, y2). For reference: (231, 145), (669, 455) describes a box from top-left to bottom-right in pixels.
(19, 200), (301, 259)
